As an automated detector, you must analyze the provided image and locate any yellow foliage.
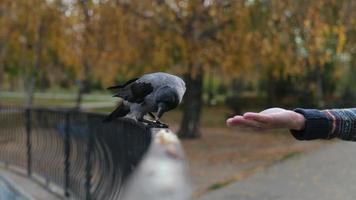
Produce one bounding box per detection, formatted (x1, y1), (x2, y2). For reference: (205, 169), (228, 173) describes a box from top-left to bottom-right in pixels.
(0, 0), (354, 89)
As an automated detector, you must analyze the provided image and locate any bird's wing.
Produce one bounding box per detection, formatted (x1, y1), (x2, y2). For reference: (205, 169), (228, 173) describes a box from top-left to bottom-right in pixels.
(110, 81), (154, 103)
(139, 72), (169, 88)
(129, 82), (154, 102)
(107, 78), (139, 90)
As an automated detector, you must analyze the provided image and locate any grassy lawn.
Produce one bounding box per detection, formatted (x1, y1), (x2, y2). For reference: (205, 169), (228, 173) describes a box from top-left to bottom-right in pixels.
(162, 105), (230, 128)
(0, 91), (113, 107)
(1, 97), (76, 107)
(0, 91), (246, 128)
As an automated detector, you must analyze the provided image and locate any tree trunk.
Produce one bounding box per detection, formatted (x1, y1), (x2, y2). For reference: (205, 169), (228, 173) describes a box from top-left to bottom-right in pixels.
(0, 66), (3, 91)
(207, 68), (215, 106)
(0, 28), (6, 92)
(0, 66), (3, 107)
(0, 47), (5, 92)
(26, 20), (44, 108)
(178, 72), (203, 139)
(75, 0), (92, 110)
(266, 73), (276, 107)
(26, 75), (36, 107)
(315, 71), (324, 108)
(75, 81), (84, 110)
(75, 79), (89, 110)
(75, 60), (91, 110)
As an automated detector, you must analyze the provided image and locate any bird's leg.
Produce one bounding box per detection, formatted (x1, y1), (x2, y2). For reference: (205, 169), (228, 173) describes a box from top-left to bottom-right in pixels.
(153, 117), (169, 128)
(157, 121), (169, 128)
(138, 117), (168, 128)
(138, 118), (156, 125)
(148, 112), (156, 120)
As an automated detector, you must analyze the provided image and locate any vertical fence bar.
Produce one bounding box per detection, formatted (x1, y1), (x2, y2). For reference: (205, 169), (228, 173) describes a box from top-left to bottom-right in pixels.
(64, 112), (71, 197)
(85, 121), (94, 200)
(25, 108), (32, 177)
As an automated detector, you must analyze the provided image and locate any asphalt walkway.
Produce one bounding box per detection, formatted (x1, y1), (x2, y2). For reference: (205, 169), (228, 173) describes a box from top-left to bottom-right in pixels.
(0, 168), (61, 200)
(199, 141), (356, 200)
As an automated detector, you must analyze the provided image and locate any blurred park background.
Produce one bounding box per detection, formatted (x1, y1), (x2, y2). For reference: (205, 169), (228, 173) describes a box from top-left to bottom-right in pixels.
(0, 0), (355, 198)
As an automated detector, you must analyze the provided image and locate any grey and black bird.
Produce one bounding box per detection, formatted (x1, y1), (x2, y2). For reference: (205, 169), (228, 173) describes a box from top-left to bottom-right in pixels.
(103, 72), (186, 128)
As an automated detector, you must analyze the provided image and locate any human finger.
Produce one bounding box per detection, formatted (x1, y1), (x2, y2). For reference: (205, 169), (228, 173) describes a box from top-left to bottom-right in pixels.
(243, 112), (271, 123)
(226, 116), (243, 126)
(227, 116), (262, 129)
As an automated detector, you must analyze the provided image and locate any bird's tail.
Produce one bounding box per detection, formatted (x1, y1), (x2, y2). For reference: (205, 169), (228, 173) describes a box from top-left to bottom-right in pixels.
(103, 104), (130, 123)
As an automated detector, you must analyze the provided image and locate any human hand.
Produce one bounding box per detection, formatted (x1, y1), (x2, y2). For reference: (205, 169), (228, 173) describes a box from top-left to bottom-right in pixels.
(226, 108), (305, 131)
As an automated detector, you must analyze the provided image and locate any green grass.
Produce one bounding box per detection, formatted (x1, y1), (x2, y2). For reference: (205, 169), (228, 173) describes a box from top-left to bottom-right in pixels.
(1, 97), (76, 107)
(95, 105), (231, 128)
(0, 91), (112, 107)
(1, 91), (234, 128)
(163, 105), (231, 128)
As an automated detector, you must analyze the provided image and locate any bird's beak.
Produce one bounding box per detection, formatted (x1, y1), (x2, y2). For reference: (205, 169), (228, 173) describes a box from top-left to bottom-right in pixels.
(156, 103), (166, 121)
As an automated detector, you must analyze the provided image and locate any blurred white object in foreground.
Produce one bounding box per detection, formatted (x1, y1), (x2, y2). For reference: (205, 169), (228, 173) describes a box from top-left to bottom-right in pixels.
(122, 129), (192, 200)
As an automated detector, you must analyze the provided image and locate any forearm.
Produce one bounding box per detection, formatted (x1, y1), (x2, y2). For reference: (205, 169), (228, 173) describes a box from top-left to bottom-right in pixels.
(328, 109), (356, 140)
(290, 108), (356, 141)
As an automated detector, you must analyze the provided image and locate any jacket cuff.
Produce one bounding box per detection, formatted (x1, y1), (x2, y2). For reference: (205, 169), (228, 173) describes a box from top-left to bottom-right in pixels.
(290, 108), (332, 140)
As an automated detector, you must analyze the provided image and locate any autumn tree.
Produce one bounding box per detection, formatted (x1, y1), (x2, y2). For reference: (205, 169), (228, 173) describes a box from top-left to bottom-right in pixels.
(1, 0), (355, 137)
(110, 0), (259, 138)
(246, 0), (355, 107)
(0, 0), (69, 106)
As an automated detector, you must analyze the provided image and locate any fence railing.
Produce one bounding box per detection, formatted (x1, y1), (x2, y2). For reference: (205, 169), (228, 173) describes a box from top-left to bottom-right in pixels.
(0, 106), (152, 199)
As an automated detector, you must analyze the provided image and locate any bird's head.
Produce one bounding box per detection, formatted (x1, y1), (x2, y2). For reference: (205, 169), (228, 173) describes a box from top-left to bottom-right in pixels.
(155, 86), (180, 120)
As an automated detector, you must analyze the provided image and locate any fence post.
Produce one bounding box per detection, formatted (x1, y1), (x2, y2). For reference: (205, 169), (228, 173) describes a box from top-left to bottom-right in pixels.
(64, 112), (71, 197)
(85, 120), (94, 200)
(122, 128), (192, 200)
(25, 109), (32, 177)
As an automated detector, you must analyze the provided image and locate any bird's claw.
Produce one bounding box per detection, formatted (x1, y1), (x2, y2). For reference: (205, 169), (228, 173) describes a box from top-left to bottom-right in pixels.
(146, 120), (169, 129)
(155, 120), (169, 128)
(138, 117), (169, 128)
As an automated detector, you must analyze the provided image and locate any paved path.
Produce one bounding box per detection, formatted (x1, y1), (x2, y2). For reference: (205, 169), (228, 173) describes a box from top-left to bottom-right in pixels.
(0, 168), (61, 200)
(199, 141), (356, 200)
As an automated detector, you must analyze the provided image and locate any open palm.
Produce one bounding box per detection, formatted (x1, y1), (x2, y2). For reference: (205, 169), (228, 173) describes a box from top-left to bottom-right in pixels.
(226, 108), (305, 131)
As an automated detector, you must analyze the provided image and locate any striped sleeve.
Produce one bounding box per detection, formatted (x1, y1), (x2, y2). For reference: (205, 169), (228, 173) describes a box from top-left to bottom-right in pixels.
(290, 108), (356, 141)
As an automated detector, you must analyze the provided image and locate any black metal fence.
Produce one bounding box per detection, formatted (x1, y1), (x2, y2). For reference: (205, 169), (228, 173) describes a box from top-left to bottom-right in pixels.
(0, 106), (152, 199)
